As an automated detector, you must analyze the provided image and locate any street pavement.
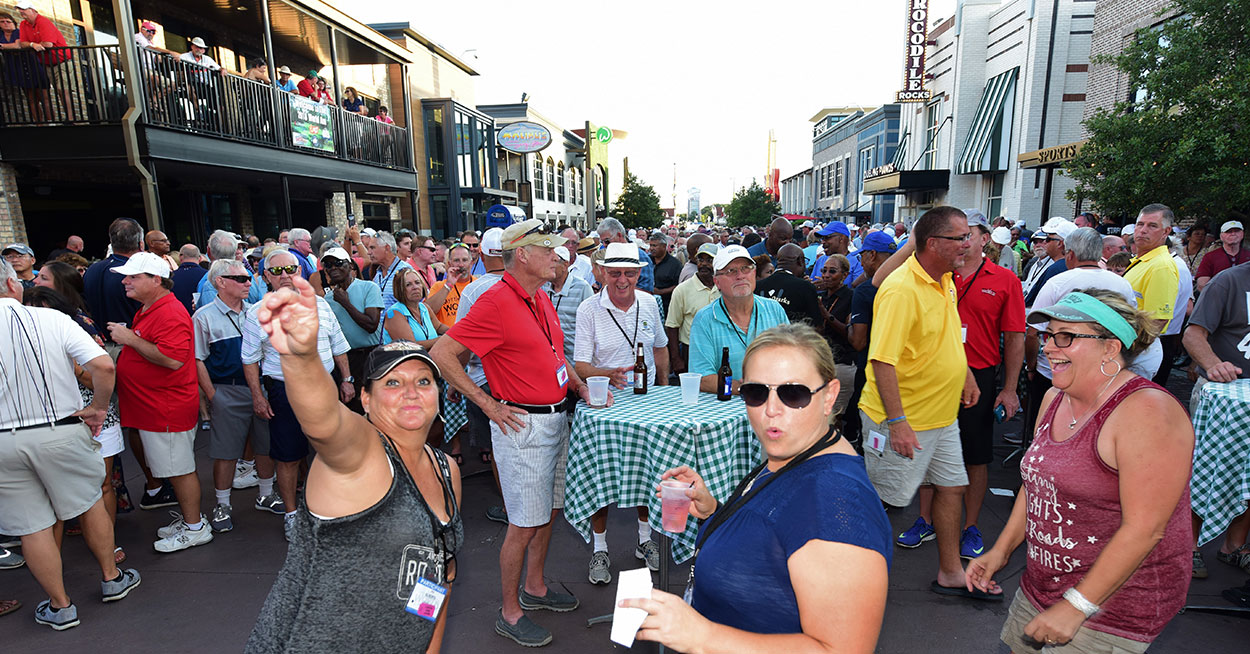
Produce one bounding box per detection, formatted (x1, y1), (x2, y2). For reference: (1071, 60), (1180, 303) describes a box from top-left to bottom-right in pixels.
(3, 370), (1247, 652)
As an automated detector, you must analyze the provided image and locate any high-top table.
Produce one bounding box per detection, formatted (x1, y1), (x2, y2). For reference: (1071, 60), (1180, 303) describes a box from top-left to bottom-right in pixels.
(1191, 379), (1250, 546)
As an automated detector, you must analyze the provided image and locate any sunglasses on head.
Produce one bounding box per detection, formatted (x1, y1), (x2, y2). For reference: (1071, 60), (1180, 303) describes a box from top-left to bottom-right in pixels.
(221, 274), (251, 284)
(266, 264), (299, 275)
(508, 222), (551, 245)
(739, 381), (829, 409)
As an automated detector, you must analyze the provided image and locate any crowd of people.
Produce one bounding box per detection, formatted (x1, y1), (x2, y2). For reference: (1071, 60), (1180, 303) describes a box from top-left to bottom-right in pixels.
(1, 202), (1245, 652)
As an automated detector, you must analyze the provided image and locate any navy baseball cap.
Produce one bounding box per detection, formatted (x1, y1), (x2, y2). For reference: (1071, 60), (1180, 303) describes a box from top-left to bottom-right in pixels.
(859, 231), (898, 254)
(815, 222), (851, 238)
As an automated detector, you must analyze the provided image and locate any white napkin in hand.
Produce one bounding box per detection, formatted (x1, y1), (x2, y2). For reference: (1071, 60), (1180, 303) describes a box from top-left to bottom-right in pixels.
(610, 567), (653, 647)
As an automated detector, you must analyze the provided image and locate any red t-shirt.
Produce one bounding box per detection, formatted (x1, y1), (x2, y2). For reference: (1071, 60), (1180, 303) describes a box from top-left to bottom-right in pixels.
(117, 292), (199, 432)
(1194, 246), (1250, 281)
(446, 272), (568, 405)
(19, 14), (65, 46)
(296, 78), (316, 98)
(954, 257), (1026, 369)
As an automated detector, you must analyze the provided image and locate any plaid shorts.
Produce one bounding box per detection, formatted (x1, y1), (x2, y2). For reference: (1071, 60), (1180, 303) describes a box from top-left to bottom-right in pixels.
(491, 411), (569, 528)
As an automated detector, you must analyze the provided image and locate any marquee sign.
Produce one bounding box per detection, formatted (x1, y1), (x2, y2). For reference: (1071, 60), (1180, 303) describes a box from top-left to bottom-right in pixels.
(896, 0), (931, 103)
(496, 121), (552, 154)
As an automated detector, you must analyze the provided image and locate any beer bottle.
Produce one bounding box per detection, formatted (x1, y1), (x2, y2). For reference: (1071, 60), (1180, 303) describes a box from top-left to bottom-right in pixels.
(716, 347), (733, 401)
(634, 342), (647, 395)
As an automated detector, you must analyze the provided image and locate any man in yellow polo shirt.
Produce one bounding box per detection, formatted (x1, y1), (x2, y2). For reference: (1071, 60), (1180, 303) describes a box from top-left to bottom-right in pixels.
(859, 206), (991, 600)
(1123, 203), (1179, 335)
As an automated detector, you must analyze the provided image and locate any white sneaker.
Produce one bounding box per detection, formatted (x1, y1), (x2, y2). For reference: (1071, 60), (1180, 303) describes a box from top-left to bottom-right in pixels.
(154, 520), (213, 553)
(233, 461), (259, 489)
(156, 511), (186, 539)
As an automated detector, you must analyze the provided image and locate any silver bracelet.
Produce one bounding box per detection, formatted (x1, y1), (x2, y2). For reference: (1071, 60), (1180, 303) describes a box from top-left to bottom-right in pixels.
(1062, 587), (1099, 618)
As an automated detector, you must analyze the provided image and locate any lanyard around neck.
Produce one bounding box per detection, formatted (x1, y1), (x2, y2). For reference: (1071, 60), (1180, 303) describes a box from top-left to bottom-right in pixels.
(720, 297), (756, 348)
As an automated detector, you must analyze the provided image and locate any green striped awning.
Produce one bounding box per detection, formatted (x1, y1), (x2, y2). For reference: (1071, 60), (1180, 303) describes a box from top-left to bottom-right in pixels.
(956, 68), (1018, 175)
(892, 131), (909, 169)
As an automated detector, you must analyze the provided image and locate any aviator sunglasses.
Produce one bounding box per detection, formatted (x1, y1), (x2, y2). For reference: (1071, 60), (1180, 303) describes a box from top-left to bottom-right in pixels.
(739, 381), (829, 409)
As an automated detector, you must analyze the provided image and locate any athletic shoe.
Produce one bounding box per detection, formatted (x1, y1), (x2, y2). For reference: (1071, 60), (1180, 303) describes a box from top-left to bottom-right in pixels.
(154, 520), (212, 553)
(1217, 543), (1250, 574)
(255, 494), (285, 515)
(518, 587), (579, 612)
(101, 568), (141, 602)
(896, 517), (936, 548)
(1002, 433), (1024, 445)
(0, 547), (24, 570)
(960, 525), (985, 560)
(34, 600), (78, 631)
(495, 610), (552, 647)
(138, 483), (178, 511)
(635, 540), (660, 571)
(284, 512), (296, 542)
(156, 511), (189, 539)
(1193, 549), (1209, 579)
(588, 551), (611, 585)
(0, 534), (19, 548)
(233, 463), (259, 490)
(485, 505), (508, 524)
(210, 504), (234, 533)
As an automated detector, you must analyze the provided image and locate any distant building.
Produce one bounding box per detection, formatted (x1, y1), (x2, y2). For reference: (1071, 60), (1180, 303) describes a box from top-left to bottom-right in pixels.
(809, 105), (901, 226)
(687, 188), (701, 219)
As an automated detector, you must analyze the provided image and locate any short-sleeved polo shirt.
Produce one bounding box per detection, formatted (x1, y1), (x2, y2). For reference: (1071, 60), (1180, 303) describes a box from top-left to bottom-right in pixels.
(193, 298), (249, 384)
(687, 296), (789, 380)
(457, 273), (505, 388)
(859, 255), (966, 430)
(573, 290), (668, 386)
(954, 257), (1026, 370)
(116, 293), (198, 432)
(1124, 245), (1179, 320)
(19, 14), (65, 50)
(1195, 246), (1250, 282)
(325, 278), (384, 349)
(446, 272), (568, 405)
(241, 294), (349, 380)
(544, 275), (594, 363)
(664, 275), (720, 345)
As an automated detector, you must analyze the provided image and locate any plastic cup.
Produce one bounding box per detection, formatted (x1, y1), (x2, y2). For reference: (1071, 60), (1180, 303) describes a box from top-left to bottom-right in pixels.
(679, 373), (701, 405)
(587, 376), (609, 407)
(660, 480), (692, 533)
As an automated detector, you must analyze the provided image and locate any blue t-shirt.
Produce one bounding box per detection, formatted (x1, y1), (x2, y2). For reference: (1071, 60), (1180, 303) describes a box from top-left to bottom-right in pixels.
(811, 251), (863, 284)
(692, 453), (892, 634)
(382, 301), (438, 344)
(849, 282), (878, 370)
(325, 279), (384, 349)
(83, 254), (141, 340)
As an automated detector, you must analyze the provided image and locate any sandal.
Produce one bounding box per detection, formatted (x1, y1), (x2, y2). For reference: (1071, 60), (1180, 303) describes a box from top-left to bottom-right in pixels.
(114, 547), (126, 565)
(0, 599), (21, 618)
(479, 449), (493, 464)
(451, 451), (464, 465)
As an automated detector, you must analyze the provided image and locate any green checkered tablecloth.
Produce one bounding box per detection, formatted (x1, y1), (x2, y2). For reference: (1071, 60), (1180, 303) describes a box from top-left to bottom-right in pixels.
(1191, 379), (1250, 545)
(441, 381), (468, 438)
(564, 385), (761, 563)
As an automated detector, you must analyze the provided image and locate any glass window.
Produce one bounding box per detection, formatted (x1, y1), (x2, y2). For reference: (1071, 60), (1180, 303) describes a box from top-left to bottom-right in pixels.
(546, 158), (555, 202)
(576, 167), (584, 205)
(477, 120), (490, 188)
(533, 154), (544, 200)
(456, 112), (473, 188)
(986, 173), (1005, 220)
(556, 162), (566, 203)
(924, 101), (940, 170)
(858, 145), (875, 207)
(424, 107), (446, 187)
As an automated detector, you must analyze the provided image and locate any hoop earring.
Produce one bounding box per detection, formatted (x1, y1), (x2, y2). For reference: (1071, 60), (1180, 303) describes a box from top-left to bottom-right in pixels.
(1100, 359), (1122, 378)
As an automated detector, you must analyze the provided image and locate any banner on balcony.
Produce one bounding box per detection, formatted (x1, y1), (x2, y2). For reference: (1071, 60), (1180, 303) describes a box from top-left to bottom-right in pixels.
(289, 96), (335, 153)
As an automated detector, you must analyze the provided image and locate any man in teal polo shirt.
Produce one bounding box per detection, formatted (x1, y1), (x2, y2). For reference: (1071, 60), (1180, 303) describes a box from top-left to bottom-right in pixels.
(688, 244), (789, 394)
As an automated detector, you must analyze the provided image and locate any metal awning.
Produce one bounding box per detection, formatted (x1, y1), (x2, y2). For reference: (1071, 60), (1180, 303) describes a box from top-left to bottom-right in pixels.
(892, 131), (909, 169)
(956, 68), (1018, 175)
(1017, 139), (1088, 169)
(863, 170), (950, 195)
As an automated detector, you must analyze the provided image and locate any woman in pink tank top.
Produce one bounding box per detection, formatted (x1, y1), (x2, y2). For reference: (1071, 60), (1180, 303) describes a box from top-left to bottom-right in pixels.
(967, 290), (1194, 652)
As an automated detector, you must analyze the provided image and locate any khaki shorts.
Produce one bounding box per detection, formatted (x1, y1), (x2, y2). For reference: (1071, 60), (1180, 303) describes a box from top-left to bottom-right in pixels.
(139, 427), (198, 478)
(1001, 588), (1149, 653)
(491, 411), (569, 528)
(830, 362), (857, 422)
(860, 411), (968, 507)
(0, 422), (105, 536)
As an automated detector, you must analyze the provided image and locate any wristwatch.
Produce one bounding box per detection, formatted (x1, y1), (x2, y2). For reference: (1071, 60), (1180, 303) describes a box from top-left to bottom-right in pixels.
(343, 376), (355, 383)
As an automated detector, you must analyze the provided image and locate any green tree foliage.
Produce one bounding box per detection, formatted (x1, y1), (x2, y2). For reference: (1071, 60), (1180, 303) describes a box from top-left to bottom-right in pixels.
(1066, 0), (1250, 221)
(700, 205), (714, 219)
(611, 172), (665, 230)
(726, 181), (781, 228)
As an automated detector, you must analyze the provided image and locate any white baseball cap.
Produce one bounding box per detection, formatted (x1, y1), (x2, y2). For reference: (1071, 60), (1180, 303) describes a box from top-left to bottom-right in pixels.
(991, 226), (1012, 246)
(1121, 224), (1136, 236)
(481, 227), (505, 256)
(320, 247), (351, 262)
(554, 246), (570, 263)
(1221, 220), (1244, 233)
(1042, 217), (1076, 241)
(110, 251), (170, 278)
(712, 244), (753, 273)
(15, 1), (34, 9)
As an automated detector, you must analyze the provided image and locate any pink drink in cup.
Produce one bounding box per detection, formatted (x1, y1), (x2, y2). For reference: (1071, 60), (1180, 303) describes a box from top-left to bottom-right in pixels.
(660, 480), (692, 533)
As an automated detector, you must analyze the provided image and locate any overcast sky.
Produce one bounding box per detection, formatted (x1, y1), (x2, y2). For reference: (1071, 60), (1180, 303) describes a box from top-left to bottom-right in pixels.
(355, 0), (958, 209)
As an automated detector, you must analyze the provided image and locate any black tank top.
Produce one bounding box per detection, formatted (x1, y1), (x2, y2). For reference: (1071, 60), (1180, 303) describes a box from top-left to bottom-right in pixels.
(246, 431), (463, 653)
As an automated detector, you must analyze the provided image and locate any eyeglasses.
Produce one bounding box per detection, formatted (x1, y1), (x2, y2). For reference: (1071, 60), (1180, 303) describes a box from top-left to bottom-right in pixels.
(604, 268), (639, 279)
(221, 274), (251, 284)
(1039, 331), (1107, 348)
(321, 258), (350, 268)
(266, 264), (299, 276)
(716, 264), (755, 277)
(930, 233), (971, 243)
(739, 381), (830, 409)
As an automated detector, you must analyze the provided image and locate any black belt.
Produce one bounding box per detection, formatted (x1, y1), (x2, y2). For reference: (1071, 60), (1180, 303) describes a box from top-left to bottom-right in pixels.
(498, 400), (566, 414)
(212, 378), (248, 386)
(12, 416), (81, 432)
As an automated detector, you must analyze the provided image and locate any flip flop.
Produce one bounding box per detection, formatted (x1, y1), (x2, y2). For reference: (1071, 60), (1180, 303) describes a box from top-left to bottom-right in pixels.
(114, 547), (126, 565)
(930, 580), (1004, 602)
(0, 599), (20, 617)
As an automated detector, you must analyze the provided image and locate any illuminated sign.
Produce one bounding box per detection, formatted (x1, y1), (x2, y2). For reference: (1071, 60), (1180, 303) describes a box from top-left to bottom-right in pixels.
(865, 163), (898, 179)
(896, 0), (931, 103)
(496, 121), (552, 154)
(595, 126), (613, 144)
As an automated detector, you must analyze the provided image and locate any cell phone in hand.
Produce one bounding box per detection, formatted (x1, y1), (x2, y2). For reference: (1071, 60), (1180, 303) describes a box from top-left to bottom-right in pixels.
(994, 405), (1006, 423)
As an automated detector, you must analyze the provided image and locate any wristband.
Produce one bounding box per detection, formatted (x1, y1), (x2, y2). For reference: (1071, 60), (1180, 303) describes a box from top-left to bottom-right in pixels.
(885, 415), (908, 425)
(1062, 588), (1099, 618)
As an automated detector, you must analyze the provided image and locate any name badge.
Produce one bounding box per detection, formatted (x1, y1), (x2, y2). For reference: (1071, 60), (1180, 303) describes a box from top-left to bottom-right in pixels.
(405, 577), (448, 622)
(865, 430), (886, 455)
(555, 364), (569, 388)
(961, 324), (968, 343)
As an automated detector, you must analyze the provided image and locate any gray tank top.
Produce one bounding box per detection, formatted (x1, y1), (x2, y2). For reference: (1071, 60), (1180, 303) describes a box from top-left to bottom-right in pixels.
(246, 432), (463, 653)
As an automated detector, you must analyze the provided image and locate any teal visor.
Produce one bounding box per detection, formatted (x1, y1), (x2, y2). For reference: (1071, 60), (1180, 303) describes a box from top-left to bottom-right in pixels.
(1026, 291), (1137, 350)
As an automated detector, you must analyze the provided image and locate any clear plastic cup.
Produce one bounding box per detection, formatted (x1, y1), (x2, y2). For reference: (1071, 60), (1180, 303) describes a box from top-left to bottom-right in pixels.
(587, 376), (610, 407)
(660, 480), (692, 533)
(679, 372), (701, 405)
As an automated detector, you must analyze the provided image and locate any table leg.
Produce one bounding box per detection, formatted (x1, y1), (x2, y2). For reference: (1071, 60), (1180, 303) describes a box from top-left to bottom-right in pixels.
(657, 533), (671, 654)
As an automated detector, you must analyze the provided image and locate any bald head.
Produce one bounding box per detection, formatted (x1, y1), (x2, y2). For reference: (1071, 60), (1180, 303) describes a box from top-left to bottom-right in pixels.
(768, 218), (793, 245)
(685, 233), (712, 259)
(776, 243), (805, 276)
(178, 244), (202, 262)
(145, 230), (171, 256)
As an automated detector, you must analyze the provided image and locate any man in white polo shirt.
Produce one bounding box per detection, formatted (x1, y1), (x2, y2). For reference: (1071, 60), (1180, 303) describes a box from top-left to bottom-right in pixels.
(573, 241), (669, 583)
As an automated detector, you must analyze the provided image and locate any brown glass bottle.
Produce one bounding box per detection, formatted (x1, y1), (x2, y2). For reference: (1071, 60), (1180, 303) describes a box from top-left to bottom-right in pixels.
(634, 342), (647, 395)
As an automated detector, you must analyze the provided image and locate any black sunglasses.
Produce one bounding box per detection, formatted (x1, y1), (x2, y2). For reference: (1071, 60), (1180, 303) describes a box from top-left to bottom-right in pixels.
(221, 274), (251, 284)
(321, 258), (350, 268)
(1039, 331), (1107, 348)
(739, 381), (829, 409)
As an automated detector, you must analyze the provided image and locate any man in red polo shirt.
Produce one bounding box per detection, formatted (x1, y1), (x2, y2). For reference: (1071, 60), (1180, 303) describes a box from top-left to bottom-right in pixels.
(107, 252), (211, 554)
(432, 219), (608, 648)
(16, 1), (72, 122)
(1195, 220), (1250, 292)
(900, 211), (1025, 560)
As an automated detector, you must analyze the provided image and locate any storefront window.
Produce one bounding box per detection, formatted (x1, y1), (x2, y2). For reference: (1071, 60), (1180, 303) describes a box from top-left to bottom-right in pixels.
(576, 168), (584, 205)
(834, 160), (843, 200)
(924, 102), (940, 170)
(556, 162), (566, 203)
(546, 158), (555, 202)
(986, 173), (1005, 220)
(476, 120), (490, 188)
(424, 107), (446, 186)
(533, 154), (544, 200)
(456, 112), (473, 188)
(858, 145), (875, 207)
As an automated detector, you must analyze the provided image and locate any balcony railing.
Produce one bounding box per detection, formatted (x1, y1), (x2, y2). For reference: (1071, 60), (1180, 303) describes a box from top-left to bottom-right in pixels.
(0, 45), (411, 171)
